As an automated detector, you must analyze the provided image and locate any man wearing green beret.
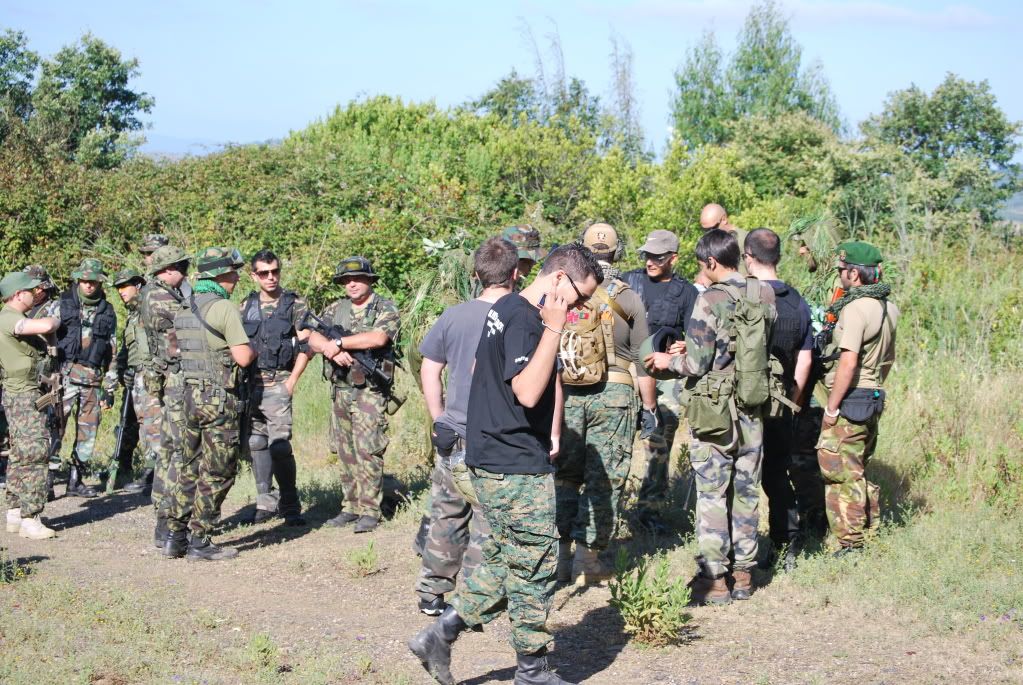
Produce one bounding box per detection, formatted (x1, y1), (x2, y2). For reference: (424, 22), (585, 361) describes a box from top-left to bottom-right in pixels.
(51, 258), (118, 498)
(0, 272), (61, 539)
(816, 241), (898, 555)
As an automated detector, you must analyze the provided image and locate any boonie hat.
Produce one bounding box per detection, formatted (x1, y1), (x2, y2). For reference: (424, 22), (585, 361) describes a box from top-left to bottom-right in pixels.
(500, 225), (546, 262)
(638, 229), (680, 255)
(835, 241), (883, 267)
(332, 256), (378, 283)
(22, 265), (56, 292)
(0, 272), (43, 299)
(148, 245), (191, 275)
(195, 247), (245, 279)
(113, 268), (145, 287)
(139, 233), (169, 254)
(71, 258), (108, 283)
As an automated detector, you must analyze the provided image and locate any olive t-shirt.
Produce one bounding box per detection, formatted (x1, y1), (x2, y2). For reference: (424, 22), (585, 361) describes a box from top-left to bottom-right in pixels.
(826, 297), (899, 389)
(202, 299), (249, 351)
(0, 305), (43, 393)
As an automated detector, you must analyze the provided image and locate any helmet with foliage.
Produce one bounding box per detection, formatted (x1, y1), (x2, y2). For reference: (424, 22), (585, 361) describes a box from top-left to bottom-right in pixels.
(195, 247), (245, 279)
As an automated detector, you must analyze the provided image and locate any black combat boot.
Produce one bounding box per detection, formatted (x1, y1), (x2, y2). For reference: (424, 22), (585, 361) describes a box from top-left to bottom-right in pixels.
(162, 529), (188, 559)
(185, 535), (239, 561)
(353, 515), (378, 533)
(325, 512), (358, 527)
(408, 605), (468, 685)
(153, 516), (169, 549)
(66, 466), (99, 498)
(124, 468), (154, 495)
(46, 467), (57, 502)
(514, 648), (576, 685)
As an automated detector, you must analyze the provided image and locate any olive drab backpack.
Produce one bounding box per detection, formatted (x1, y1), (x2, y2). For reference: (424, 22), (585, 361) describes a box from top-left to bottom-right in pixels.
(559, 280), (631, 386)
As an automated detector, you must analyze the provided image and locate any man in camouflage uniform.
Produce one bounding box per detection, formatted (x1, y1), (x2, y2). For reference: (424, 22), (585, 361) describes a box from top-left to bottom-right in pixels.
(556, 223), (656, 585)
(107, 269), (162, 493)
(139, 234), (169, 268)
(1, 271), (61, 539)
(817, 242), (898, 555)
(646, 229), (776, 605)
(140, 245), (191, 548)
(18, 265), (59, 498)
(319, 257), (400, 534)
(240, 249), (311, 526)
(501, 224), (547, 284)
(162, 247), (254, 561)
(51, 258), (118, 498)
(409, 244), (601, 685)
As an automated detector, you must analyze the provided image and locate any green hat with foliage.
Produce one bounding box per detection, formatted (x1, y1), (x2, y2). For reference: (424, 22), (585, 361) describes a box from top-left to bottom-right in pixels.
(113, 268), (145, 287)
(1, 272), (43, 299)
(22, 265), (56, 292)
(500, 225), (546, 262)
(332, 256), (378, 283)
(835, 241), (883, 267)
(71, 258), (108, 283)
(195, 247), (245, 279)
(139, 233), (169, 254)
(148, 245), (191, 275)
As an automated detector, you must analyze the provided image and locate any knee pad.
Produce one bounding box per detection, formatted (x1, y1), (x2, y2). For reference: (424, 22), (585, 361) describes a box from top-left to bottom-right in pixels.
(248, 433), (268, 453)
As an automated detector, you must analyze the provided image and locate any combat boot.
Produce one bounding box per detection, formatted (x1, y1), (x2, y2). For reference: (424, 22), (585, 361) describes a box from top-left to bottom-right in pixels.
(418, 594), (446, 616)
(514, 648), (576, 685)
(6, 508), (22, 533)
(353, 516), (379, 534)
(691, 573), (731, 606)
(45, 467), (57, 502)
(124, 468), (154, 495)
(556, 540), (574, 583)
(19, 517), (56, 540)
(153, 516), (169, 549)
(731, 569), (753, 601)
(408, 605), (467, 685)
(161, 529), (188, 559)
(573, 544), (612, 586)
(186, 536), (239, 561)
(325, 511), (358, 528)
(66, 466), (98, 498)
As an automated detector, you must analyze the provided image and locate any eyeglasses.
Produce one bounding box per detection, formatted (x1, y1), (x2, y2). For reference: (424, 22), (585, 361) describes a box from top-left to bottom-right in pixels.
(254, 268), (280, 279)
(563, 272), (589, 304)
(642, 252), (674, 264)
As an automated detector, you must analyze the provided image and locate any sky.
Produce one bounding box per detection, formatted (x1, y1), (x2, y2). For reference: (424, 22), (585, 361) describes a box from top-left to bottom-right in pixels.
(4, 0), (1021, 157)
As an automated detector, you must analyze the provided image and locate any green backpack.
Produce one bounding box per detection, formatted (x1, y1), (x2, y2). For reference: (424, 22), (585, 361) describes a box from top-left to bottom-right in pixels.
(712, 277), (773, 411)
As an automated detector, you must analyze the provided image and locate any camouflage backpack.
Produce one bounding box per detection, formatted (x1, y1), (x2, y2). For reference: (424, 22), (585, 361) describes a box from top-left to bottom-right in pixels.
(559, 280), (630, 386)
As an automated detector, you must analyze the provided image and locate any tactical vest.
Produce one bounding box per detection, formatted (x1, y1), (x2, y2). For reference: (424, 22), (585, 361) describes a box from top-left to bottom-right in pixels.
(322, 297), (396, 387)
(624, 271), (692, 332)
(173, 293), (237, 389)
(140, 281), (185, 372)
(57, 288), (116, 369)
(559, 279), (633, 387)
(241, 290), (298, 372)
(769, 283), (805, 387)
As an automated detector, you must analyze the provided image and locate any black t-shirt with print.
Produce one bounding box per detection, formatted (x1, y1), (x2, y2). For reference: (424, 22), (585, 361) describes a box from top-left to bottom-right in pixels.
(465, 293), (556, 475)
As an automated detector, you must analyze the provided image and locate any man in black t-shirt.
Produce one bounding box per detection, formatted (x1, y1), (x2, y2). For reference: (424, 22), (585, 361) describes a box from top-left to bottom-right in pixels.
(409, 244), (602, 685)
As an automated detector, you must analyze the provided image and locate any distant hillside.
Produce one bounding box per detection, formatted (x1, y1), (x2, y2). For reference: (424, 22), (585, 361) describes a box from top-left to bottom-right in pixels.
(1000, 191), (1023, 222)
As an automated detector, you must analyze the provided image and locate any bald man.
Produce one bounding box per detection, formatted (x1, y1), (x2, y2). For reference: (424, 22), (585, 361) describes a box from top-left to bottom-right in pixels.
(700, 204), (749, 276)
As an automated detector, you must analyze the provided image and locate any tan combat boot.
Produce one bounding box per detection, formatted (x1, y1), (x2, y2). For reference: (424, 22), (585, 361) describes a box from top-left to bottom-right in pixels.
(573, 544), (612, 586)
(19, 517), (56, 540)
(6, 508), (21, 533)
(556, 540), (574, 583)
(691, 573), (732, 606)
(731, 569), (753, 600)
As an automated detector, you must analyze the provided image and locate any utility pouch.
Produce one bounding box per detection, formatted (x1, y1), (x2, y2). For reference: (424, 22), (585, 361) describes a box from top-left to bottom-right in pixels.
(839, 387), (885, 423)
(686, 372), (735, 441)
(450, 449), (479, 506)
(386, 389), (406, 416)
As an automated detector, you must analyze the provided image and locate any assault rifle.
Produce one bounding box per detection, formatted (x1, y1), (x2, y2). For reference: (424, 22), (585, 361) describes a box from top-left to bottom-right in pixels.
(297, 310), (394, 391)
(109, 379), (134, 475)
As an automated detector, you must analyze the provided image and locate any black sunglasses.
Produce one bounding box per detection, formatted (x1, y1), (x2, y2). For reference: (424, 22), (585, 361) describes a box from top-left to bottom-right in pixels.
(254, 268), (281, 279)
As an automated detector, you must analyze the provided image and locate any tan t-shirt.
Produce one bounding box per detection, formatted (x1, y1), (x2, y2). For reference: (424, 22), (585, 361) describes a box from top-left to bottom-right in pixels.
(202, 299), (249, 352)
(826, 297), (899, 389)
(0, 305), (44, 394)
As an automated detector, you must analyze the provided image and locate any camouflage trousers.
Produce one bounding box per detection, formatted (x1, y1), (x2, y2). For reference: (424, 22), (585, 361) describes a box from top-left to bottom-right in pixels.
(636, 377), (689, 514)
(248, 372), (300, 517)
(113, 372), (162, 473)
(167, 384), (242, 538)
(451, 469), (558, 655)
(690, 407), (764, 577)
(556, 382), (638, 550)
(3, 390), (49, 517)
(817, 414), (881, 547)
(415, 443), (491, 602)
(332, 385), (388, 519)
(152, 373), (185, 517)
(50, 380), (102, 466)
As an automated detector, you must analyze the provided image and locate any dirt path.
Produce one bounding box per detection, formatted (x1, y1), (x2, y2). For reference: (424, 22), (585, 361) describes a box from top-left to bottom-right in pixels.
(2, 486), (1019, 685)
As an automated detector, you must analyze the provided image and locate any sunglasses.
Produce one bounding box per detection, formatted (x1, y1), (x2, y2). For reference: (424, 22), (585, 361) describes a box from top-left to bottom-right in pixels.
(563, 272), (589, 304)
(254, 267), (280, 279)
(642, 252), (674, 264)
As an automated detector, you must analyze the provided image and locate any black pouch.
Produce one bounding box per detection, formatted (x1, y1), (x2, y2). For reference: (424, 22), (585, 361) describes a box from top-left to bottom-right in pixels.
(839, 387), (885, 423)
(431, 421), (459, 454)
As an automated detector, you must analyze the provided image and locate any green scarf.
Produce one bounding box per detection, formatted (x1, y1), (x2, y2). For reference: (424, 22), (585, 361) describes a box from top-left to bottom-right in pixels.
(78, 286), (103, 306)
(193, 279), (229, 299)
(826, 282), (891, 319)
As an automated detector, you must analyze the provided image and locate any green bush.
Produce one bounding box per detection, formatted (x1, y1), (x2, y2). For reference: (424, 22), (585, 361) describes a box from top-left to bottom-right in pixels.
(608, 548), (692, 647)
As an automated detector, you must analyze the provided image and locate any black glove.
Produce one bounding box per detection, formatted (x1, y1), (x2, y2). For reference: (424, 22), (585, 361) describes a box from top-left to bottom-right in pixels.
(639, 406), (662, 440)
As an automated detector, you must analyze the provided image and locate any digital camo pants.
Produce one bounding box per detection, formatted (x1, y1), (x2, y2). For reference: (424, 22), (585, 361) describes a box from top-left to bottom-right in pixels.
(3, 390), (49, 517)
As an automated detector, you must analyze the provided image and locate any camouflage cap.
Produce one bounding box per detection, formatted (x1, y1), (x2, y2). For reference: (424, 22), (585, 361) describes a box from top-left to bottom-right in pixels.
(22, 264), (56, 292)
(139, 233), (169, 255)
(71, 258), (108, 283)
(195, 247), (245, 279)
(835, 241), (883, 267)
(148, 245), (192, 274)
(0, 272), (43, 299)
(112, 268), (145, 287)
(332, 256), (378, 283)
(500, 225), (546, 262)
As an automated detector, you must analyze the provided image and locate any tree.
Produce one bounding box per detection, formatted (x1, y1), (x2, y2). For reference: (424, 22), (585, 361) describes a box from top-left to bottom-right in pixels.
(670, 1), (841, 148)
(861, 73), (1021, 221)
(0, 29), (39, 130)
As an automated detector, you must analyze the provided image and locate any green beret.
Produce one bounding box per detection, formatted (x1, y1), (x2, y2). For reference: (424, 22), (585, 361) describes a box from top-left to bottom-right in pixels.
(835, 241), (883, 267)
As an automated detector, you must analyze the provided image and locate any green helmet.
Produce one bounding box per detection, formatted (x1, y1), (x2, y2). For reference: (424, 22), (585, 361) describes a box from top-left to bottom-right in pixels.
(139, 233), (169, 255)
(22, 264), (56, 292)
(113, 268), (145, 287)
(332, 256), (377, 283)
(148, 245), (191, 275)
(195, 247), (245, 279)
(71, 258), (108, 283)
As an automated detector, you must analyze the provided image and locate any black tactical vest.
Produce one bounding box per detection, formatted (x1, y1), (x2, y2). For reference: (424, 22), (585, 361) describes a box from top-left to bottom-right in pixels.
(241, 290), (298, 372)
(769, 282), (805, 387)
(57, 288), (116, 369)
(623, 270), (696, 333)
